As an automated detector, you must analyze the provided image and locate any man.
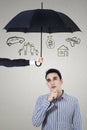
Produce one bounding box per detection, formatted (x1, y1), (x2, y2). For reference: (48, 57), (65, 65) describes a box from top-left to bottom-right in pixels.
(32, 68), (82, 130)
(0, 57), (43, 67)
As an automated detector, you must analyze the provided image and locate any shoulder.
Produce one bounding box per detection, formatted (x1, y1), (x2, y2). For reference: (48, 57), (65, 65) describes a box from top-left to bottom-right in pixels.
(37, 94), (48, 101)
(64, 93), (79, 104)
(35, 94), (49, 106)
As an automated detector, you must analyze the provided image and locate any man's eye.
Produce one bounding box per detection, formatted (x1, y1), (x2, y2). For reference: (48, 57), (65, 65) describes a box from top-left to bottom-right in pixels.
(53, 77), (58, 80)
(47, 79), (51, 82)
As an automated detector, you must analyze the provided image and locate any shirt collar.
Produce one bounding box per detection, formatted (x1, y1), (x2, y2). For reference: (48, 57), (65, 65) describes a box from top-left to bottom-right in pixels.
(55, 90), (64, 101)
(61, 90), (67, 100)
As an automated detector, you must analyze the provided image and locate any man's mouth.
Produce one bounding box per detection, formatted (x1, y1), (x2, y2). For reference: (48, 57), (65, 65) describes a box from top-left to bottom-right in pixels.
(51, 86), (56, 89)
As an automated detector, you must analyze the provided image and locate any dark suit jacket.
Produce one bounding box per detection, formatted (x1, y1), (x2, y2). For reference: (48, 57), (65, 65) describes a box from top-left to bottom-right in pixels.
(0, 58), (30, 67)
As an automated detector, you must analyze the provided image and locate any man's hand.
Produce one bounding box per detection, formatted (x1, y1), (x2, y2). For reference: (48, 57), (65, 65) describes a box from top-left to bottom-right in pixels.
(35, 57), (43, 63)
(48, 91), (58, 102)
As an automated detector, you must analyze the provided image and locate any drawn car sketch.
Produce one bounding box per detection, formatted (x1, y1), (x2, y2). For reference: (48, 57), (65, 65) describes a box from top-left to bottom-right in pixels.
(6, 36), (25, 46)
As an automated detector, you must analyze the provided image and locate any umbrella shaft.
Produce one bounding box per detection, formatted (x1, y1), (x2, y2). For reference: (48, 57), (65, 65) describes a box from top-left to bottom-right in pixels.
(40, 29), (42, 57)
(41, 2), (43, 9)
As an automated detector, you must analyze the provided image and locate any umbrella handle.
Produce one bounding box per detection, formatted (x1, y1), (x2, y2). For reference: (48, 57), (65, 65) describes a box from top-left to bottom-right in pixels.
(35, 61), (42, 67)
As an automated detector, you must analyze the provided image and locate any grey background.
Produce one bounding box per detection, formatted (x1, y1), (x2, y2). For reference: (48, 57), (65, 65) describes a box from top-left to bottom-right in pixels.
(0, 0), (87, 130)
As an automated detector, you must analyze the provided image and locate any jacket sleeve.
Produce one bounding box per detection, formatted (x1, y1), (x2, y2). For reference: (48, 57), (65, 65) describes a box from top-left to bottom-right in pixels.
(32, 95), (54, 127)
(0, 58), (30, 67)
(73, 99), (82, 130)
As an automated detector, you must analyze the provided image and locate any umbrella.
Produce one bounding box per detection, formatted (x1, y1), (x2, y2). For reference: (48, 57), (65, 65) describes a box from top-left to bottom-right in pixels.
(4, 7), (81, 66)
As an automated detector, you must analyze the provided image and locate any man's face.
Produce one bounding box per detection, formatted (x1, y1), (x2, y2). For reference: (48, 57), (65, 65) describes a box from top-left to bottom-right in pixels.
(46, 73), (63, 92)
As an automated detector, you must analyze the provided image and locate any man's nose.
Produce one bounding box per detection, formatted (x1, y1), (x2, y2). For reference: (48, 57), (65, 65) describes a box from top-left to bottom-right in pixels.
(50, 80), (54, 85)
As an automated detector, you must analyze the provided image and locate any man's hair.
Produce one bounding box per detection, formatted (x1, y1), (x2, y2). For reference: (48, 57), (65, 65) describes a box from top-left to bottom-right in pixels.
(45, 68), (62, 80)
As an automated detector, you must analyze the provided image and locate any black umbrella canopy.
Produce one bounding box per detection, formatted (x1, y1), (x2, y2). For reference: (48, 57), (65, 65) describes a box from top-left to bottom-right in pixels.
(4, 9), (81, 33)
(4, 9), (81, 66)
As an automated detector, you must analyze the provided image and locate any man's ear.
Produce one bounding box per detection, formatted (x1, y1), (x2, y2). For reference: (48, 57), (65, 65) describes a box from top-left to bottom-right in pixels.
(46, 81), (49, 87)
(61, 79), (63, 84)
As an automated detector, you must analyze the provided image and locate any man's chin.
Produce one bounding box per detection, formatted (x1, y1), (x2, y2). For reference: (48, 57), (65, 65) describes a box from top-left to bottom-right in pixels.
(51, 88), (57, 92)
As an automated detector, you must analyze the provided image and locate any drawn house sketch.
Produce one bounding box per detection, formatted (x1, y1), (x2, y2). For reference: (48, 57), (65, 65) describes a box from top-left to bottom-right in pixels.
(57, 45), (69, 57)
